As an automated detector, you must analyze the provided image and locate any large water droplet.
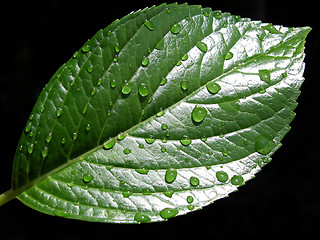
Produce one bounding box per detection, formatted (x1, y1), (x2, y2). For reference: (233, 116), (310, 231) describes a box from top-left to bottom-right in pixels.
(134, 212), (151, 223)
(206, 82), (221, 94)
(180, 137), (191, 146)
(165, 169), (177, 183)
(83, 173), (93, 183)
(196, 41), (208, 53)
(138, 84), (149, 97)
(190, 176), (200, 186)
(170, 23), (181, 34)
(192, 105), (207, 123)
(122, 81), (132, 95)
(231, 175), (244, 186)
(216, 171), (229, 183)
(160, 208), (179, 219)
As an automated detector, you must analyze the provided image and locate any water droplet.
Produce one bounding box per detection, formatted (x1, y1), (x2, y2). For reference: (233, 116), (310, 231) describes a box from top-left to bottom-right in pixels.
(161, 124), (168, 130)
(206, 82), (221, 94)
(61, 138), (66, 145)
(27, 144), (34, 154)
(192, 105), (207, 123)
(181, 53), (188, 61)
(213, 10), (222, 19)
(186, 196), (194, 203)
(97, 78), (102, 86)
(45, 133), (52, 143)
(181, 80), (188, 91)
(122, 190), (133, 198)
(145, 137), (155, 144)
(157, 111), (165, 117)
(41, 146), (48, 158)
(123, 148), (131, 154)
(67, 182), (75, 187)
(103, 139), (116, 150)
(201, 136), (207, 142)
(25, 122), (32, 133)
(91, 87), (97, 96)
(222, 149), (228, 156)
(165, 169), (177, 183)
(135, 168), (149, 174)
(180, 137), (191, 146)
(138, 143), (144, 149)
(216, 171), (229, 183)
(83, 173), (93, 183)
(18, 145), (23, 152)
(190, 176), (200, 186)
(87, 66), (93, 73)
(144, 20), (155, 31)
(81, 45), (90, 53)
(29, 114), (34, 121)
(114, 43), (120, 53)
(196, 41), (208, 53)
(141, 56), (149, 67)
(224, 51), (233, 60)
(163, 191), (174, 198)
(113, 55), (118, 62)
(258, 69), (271, 83)
(160, 77), (167, 86)
(187, 205), (195, 210)
(85, 123), (91, 131)
(254, 135), (275, 155)
(117, 132), (126, 140)
(56, 108), (62, 117)
(160, 208), (179, 219)
(72, 132), (78, 140)
(161, 147), (167, 152)
(134, 212), (151, 223)
(138, 84), (149, 97)
(170, 23), (181, 34)
(110, 79), (117, 88)
(122, 81), (132, 95)
(231, 175), (244, 186)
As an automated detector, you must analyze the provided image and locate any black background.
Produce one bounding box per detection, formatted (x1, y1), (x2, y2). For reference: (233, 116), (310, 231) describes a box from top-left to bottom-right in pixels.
(0, 0), (319, 239)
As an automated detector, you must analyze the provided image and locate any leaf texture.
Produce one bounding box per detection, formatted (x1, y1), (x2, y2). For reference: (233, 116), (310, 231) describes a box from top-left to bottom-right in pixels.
(10, 3), (310, 223)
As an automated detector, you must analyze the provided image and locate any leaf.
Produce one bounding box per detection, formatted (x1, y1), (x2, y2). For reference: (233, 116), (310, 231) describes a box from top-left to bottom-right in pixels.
(1, 3), (310, 223)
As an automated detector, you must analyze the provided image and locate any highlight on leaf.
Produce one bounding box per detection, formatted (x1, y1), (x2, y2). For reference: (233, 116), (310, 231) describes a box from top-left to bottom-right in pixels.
(0, 3), (310, 224)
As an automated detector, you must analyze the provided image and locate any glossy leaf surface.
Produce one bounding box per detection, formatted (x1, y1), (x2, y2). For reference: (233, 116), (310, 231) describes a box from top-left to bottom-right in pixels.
(8, 3), (310, 223)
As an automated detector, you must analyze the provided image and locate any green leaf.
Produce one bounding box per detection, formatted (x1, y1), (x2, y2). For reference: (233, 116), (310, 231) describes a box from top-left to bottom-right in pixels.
(0, 3), (310, 223)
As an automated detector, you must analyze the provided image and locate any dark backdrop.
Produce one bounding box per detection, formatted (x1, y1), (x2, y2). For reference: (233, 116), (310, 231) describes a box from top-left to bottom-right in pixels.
(0, 0), (318, 239)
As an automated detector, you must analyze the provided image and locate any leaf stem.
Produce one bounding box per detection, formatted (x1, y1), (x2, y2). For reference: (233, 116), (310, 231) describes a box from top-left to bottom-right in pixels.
(0, 189), (16, 206)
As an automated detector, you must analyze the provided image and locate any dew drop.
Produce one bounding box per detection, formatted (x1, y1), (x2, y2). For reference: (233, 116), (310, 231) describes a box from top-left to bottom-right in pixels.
(181, 53), (188, 61)
(160, 77), (167, 86)
(138, 84), (149, 97)
(181, 80), (188, 91)
(216, 171), (229, 183)
(186, 196), (194, 203)
(123, 148), (131, 154)
(83, 173), (93, 183)
(45, 133), (52, 143)
(165, 169), (177, 183)
(122, 190), (133, 198)
(161, 147), (167, 152)
(97, 78), (102, 86)
(170, 23), (181, 34)
(117, 132), (126, 140)
(231, 175), (244, 186)
(213, 10), (222, 19)
(61, 138), (66, 145)
(81, 45), (90, 53)
(25, 122), (32, 133)
(72, 132), (78, 141)
(161, 124), (168, 130)
(145, 137), (155, 144)
(157, 111), (165, 117)
(67, 182), (75, 187)
(144, 20), (155, 31)
(87, 66), (93, 73)
(114, 43), (120, 53)
(103, 139), (116, 150)
(121, 81), (132, 95)
(224, 51), (233, 60)
(91, 87), (97, 96)
(190, 176), (200, 186)
(163, 191), (174, 198)
(258, 69), (271, 83)
(85, 123), (91, 132)
(82, 105), (88, 115)
(135, 168), (149, 174)
(160, 208), (179, 219)
(180, 137), (191, 146)
(27, 144), (34, 154)
(141, 56), (149, 67)
(196, 41), (208, 53)
(191, 105), (207, 123)
(41, 146), (48, 158)
(110, 79), (117, 88)
(56, 108), (62, 117)
(134, 212), (151, 223)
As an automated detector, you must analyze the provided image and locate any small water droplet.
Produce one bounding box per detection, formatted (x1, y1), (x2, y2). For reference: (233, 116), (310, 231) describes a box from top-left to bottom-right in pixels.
(61, 138), (66, 145)
(161, 147), (166, 152)
(181, 80), (189, 91)
(122, 81), (132, 95)
(72, 132), (78, 140)
(27, 143), (34, 154)
(258, 69), (271, 83)
(122, 190), (133, 198)
(97, 78), (102, 86)
(135, 168), (149, 174)
(144, 20), (155, 31)
(67, 182), (75, 187)
(87, 66), (93, 73)
(224, 51), (233, 60)
(103, 139), (116, 150)
(213, 10), (222, 19)
(113, 55), (118, 62)
(123, 148), (131, 154)
(160, 208), (179, 219)
(114, 43), (120, 53)
(145, 137), (155, 144)
(134, 212), (151, 223)
(110, 79), (117, 88)
(190, 176), (200, 186)
(216, 171), (229, 182)
(45, 133), (52, 143)
(231, 175), (244, 186)
(222, 149), (228, 156)
(91, 87), (97, 96)
(138, 84), (149, 97)
(160, 77), (167, 86)
(206, 82), (221, 94)
(161, 124), (168, 130)
(138, 143), (144, 149)
(165, 169), (177, 183)
(41, 146), (48, 158)
(170, 23), (181, 34)
(56, 108), (62, 117)
(196, 41), (208, 53)
(192, 105), (207, 123)
(180, 137), (191, 146)
(141, 56), (149, 67)
(83, 173), (93, 183)
(157, 111), (165, 117)
(117, 132), (126, 140)
(85, 123), (91, 131)
(25, 122), (32, 133)
(81, 45), (90, 53)
(181, 53), (188, 61)
(186, 196), (194, 203)
(163, 191), (174, 198)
